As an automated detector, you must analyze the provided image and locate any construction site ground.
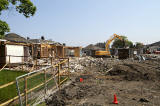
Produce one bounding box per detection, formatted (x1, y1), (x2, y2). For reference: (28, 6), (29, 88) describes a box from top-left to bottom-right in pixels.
(46, 56), (160, 106)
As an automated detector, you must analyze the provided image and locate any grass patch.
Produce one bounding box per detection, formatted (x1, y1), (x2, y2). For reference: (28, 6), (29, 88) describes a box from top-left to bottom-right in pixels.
(0, 69), (27, 86)
(0, 69), (69, 105)
(0, 69), (27, 104)
(0, 70), (52, 104)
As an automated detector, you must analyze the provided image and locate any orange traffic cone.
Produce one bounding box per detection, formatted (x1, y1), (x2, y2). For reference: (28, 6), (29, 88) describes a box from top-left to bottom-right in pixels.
(113, 94), (118, 104)
(80, 78), (83, 82)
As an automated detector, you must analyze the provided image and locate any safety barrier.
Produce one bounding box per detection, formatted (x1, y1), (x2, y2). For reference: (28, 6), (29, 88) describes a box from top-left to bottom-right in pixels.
(16, 58), (69, 106)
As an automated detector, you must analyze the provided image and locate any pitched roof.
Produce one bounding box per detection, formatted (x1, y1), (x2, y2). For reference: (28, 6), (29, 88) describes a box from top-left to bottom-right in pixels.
(149, 41), (160, 46)
(4, 33), (62, 45)
(4, 33), (28, 43)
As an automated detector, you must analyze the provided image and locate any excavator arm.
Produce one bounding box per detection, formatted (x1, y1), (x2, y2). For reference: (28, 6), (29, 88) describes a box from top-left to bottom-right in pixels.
(95, 34), (122, 57)
(105, 34), (122, 51)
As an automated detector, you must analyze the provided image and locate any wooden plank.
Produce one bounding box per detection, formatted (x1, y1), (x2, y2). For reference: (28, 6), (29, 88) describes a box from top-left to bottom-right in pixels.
(59, 77), (68, 85)
(58, 59), (67, 65)
(0, 81), (15, 89)
(29, 64), (35, 72)
(0, 63), (8, 72)
(0, 93), (24, 106)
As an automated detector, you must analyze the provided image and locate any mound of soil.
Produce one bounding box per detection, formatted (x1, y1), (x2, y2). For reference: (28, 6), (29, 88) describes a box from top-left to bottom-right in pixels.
(46, 75), (96, 106)
(107, 63), (160, 81)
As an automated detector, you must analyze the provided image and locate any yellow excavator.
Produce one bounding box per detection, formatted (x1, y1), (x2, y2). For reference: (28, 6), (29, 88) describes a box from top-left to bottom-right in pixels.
(95, 34), (122, 57)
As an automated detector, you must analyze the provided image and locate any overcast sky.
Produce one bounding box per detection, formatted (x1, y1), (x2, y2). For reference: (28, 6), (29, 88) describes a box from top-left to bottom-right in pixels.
(1, 0), (160, 47)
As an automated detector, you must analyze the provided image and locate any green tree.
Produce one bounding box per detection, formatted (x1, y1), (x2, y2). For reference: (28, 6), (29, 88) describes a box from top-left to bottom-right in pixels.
(0, 0), (36, 38)
(112, 36), (133, 48)
(135, 42), (144, 48)
(0, 20), (10, 38)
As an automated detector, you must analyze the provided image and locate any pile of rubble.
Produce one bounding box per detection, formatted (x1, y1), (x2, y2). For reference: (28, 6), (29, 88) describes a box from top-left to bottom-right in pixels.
(133, 54), (160, 61)
(69, 56), (108, 73)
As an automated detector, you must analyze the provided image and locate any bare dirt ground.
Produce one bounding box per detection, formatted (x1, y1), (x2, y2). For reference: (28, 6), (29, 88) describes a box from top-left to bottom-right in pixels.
(46, 57), (160, 106)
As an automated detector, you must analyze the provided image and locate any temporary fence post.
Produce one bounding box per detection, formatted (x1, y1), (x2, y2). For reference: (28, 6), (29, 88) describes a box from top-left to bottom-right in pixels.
(16, 78), (23, 106)
(24, 77), (28, 106)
